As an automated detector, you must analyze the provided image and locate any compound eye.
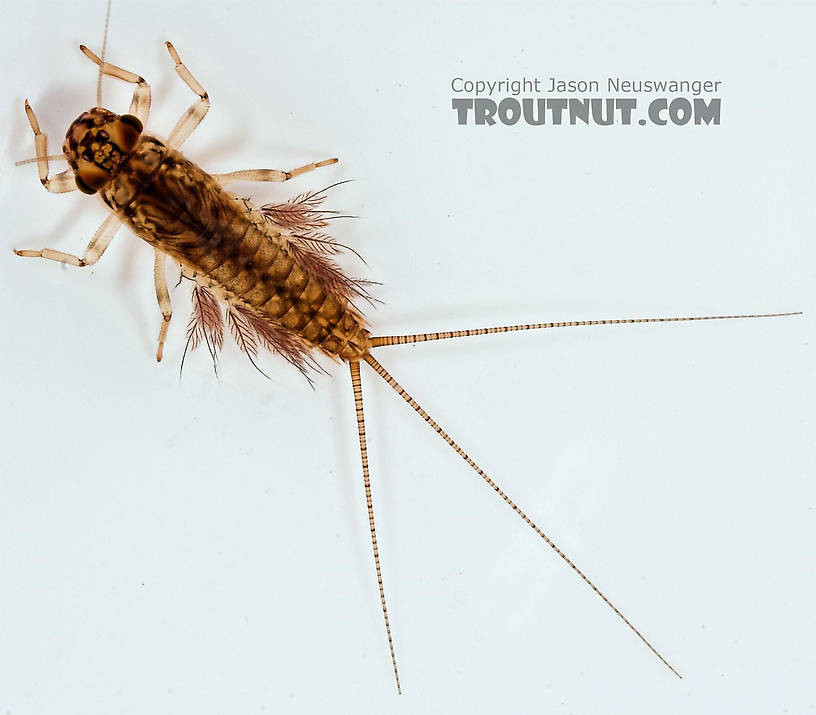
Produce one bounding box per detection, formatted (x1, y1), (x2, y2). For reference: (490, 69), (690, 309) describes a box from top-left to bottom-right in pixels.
(119, 114), (143, 133)
(75, 175), (98, 195)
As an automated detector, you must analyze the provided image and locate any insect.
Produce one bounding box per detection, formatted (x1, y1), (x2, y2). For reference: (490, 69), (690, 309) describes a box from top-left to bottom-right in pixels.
(13, 2), (801, 695)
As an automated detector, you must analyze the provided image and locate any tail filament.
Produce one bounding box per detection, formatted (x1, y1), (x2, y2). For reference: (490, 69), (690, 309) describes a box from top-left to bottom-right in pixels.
(362, 351), (682, 679)
(349, 361), (402, 693)
(370, 311), (801, 348)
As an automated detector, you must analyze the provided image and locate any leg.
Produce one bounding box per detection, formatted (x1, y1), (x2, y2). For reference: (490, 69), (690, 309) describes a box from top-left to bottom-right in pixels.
(362, 352), (681, 678)
(369, 312), (803, 348)
(154, 250), (173, 362)
(349, 361), (402, 694)
(14, 213), (120, 267)
(165, 42), (210, 148)
(23, 101), (76, 193)
(79, 45), (151, 124)
(213, 159), (339, 187)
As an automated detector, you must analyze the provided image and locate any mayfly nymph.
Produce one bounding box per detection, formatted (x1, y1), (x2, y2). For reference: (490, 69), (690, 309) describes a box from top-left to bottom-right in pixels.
(15, 13), (800, 694)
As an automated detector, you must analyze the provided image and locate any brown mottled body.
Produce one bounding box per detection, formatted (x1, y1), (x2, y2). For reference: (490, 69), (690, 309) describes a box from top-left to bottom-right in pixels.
(102, 135), (370, 361)
(16, 28), (800, 695)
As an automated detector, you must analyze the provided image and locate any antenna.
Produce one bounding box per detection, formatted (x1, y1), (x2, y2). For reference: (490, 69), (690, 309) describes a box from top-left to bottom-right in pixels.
(96, 0), (112, 107)
(15, 154), (67, 167)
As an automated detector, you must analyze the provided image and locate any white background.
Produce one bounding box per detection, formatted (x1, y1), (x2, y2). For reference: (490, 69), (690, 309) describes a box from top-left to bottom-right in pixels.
(0, 1), (813, 713)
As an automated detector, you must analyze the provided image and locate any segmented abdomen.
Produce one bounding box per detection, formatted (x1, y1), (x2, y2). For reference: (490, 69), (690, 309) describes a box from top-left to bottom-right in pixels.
(101, 135), (370, 360)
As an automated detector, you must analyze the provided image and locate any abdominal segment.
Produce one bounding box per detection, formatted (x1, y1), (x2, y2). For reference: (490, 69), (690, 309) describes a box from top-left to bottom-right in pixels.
(104, 136), (370, 363)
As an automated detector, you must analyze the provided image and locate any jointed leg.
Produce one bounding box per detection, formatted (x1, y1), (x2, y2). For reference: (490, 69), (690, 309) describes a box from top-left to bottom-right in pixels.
(23, 101), (76, 193)
(349, 361), (402, 694)
(369, 312), (802, 348)
(165, 42), (210, 148)
(14, 213), (121, 267)
(154, 251), (173, 362)
(163, 42), (337, 177)
(79, 45), (151, 124)
(213, 159), (339, 187)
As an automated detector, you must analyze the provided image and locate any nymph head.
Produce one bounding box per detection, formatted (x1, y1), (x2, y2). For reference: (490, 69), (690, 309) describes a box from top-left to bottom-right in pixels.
(62, 107), (143, 194)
